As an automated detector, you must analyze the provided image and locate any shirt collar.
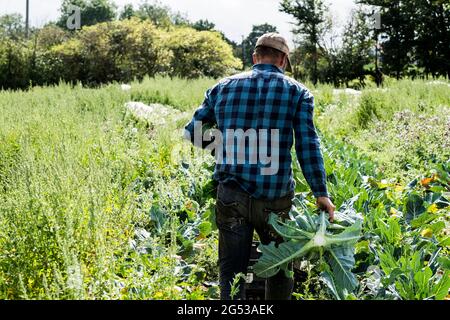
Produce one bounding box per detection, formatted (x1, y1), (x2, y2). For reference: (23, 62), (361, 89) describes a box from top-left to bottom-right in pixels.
(253, 63), (285, 74)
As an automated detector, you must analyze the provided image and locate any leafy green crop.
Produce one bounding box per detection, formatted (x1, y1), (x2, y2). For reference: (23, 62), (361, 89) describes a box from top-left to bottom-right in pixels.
(254, 202), (363, 299)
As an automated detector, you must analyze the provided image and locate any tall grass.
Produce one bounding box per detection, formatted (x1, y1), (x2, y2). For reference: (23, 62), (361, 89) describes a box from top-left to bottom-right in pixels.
(317, 79), (450, 179)
(129, 76), (215, 111)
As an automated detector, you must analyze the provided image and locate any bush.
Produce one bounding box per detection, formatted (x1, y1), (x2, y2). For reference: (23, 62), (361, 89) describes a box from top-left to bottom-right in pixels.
(356, 93), (382, 129)
(36, 25), (69, 50)
(0, 19), (241, 89)
(0, 39), (32, 90)
(49, 19), (170, 85)
(165, 27), (242, 78)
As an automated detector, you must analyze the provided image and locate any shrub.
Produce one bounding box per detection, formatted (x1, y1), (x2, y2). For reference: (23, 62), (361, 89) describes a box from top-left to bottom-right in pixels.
(126, 19), (172, 79)
(49, 19), (170, 85)
(0, 19), (241, 89)
(36, 25), (69, 50)
(356, 93), (382, 128)
(0, 39), (32, 90)
(165, 27), (242, 78)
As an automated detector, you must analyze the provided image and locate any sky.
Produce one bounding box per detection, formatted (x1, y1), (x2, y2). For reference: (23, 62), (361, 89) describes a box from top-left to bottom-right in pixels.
(0, 0), (357, 45)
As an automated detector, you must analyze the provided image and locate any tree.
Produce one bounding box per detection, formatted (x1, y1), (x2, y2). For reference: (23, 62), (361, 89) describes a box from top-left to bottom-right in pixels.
(413, 1), (450, 78)
(118, 1), (190, 28)
(191, 19), (215, 31)
(337, 7), (374, 87)
(375, 1), (415, 79)
(170, 12), (190, 27)
(119, 4), (135, 20)
(0, 38), (32, 89)
(242, 24), (278, 67)
(57, 0), (117, 29)
(166, 27), (242, 78)
(280, 0), (331, 85)
(36, 24), (68, 49)
(134, 1), (176, 28)
(0, 14), (25, 39)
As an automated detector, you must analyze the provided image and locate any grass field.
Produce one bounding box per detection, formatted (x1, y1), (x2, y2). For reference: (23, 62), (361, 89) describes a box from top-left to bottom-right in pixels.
(0, 77), (449, 300)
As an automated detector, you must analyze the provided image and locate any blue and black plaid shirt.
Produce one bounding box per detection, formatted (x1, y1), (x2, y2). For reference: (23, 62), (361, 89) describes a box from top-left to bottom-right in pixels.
(184, 64), (328, 200)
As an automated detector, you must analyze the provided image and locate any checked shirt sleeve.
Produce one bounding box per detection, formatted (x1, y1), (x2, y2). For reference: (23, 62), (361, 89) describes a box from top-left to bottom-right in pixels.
(183, 86), (218, 149)
(293, 91), (329, 198)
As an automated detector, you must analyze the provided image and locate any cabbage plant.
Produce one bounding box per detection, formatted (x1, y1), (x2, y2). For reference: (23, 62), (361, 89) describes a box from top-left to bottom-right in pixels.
(254, 204), (363, 299)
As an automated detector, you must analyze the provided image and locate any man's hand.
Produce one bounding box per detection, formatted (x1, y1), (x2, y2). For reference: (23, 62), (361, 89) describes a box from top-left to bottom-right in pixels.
(316, 197), (336, 222)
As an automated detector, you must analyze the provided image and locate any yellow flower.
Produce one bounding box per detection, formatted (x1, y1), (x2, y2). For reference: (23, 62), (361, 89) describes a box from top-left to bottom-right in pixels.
(421, 228), (433, 238)
(390, 207), (402, 218)
(154, 291), (164, 299)
(427, 204), (439, 214)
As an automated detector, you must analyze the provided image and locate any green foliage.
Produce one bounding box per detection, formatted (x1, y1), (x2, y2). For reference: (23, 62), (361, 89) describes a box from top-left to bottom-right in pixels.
(0, 19), (239, 89)
(358, 0), (450, 79)
(334, 7), (374, 87)
(284, 133), (450, 300)
(118, 1), (189, 28)
(254, 209), (363, 299)
(229, 273), (246, 300)
(0, 78), (218, 299)
(0, 73), (448, 300)
(36, 25), (69, 49)
(0, 14), (25, 39)
(52, 19), (170, 85)
(134, 1), (172, 27)
(128, 76), (215, 111)
(119, 4), (135, 20)
(165, 27), (242, 78)
(0, 83), (142, 298)
(280, 0), (331, 85)
(356, 94), (381, 128)
(0, 38), (32, 90)
(191, 19), (216, 32)
(286, 0), (449, 84)
(57, 0), (117, 28)
(242, 24), (278, 67)
(310, 136), (450, 300)
(317, 79), (450, 179)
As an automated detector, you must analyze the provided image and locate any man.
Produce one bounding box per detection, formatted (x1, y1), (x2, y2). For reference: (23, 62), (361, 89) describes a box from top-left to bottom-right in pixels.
(184, 33), (335, 300)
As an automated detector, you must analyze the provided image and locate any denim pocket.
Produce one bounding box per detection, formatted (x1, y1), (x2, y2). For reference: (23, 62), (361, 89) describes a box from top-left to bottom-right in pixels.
(216, 198), (247, 229)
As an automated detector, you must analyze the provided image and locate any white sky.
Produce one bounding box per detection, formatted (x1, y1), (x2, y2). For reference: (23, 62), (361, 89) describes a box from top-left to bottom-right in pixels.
(0, 0), (357, 45)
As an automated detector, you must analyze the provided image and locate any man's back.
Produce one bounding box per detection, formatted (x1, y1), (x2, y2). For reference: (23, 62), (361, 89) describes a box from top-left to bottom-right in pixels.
(185, 63), (328, 200)
(184, 33), (335, 301)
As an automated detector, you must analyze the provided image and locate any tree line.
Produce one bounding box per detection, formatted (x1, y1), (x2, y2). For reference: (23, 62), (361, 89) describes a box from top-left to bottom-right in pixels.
(0, 0), (448, 90)
(278, 0), (449, 87)
(0, 0), (241, 90)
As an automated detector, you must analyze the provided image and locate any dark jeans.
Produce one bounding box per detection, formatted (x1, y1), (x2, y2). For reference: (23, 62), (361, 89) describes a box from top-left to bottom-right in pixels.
(215, 182), (294, 300)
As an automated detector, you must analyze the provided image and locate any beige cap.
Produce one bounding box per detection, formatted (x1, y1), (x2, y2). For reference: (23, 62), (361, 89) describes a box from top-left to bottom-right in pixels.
(255, 33), (292, 72)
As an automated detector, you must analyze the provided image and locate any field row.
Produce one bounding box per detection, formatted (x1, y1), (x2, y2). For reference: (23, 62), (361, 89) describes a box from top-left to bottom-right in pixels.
(0, 78), (448, 299)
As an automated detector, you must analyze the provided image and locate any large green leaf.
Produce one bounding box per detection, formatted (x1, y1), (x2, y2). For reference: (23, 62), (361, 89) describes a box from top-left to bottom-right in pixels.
(149, 205), (167, 233)
(326, 219), (362, 246)
(290, 207), (317, 233)
(320, 271), (342, 300)
(434, 270), (450, 300)
(255, 211), (362, 298)
(437, 256), (450, 270)
(268, 213), (314, 240)
(405, 193), (426, 223)
(253, 240), (313, 278)
(413, 267), (433, 299)
(326, 246), (359, 294)
(410, 212), (437, 229)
